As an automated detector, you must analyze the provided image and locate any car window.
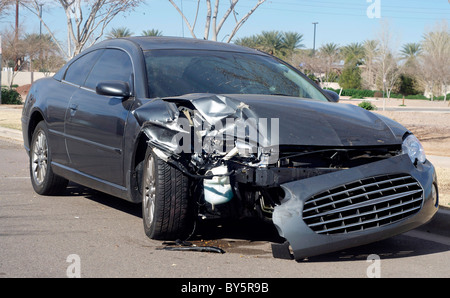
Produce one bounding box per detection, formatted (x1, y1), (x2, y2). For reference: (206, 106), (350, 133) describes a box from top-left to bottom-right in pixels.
(84, 49), (133, 91)
(144, 50), (328, 101)
(64, 50), (104, 86)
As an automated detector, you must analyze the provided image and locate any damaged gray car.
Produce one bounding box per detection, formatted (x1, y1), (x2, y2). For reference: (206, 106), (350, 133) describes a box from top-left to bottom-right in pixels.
(22, 37), (439, 260)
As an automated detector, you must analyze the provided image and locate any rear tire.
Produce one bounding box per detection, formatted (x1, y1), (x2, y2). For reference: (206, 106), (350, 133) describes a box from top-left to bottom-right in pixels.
(29, 121), (68, 195)
(142, 147), (196, 240)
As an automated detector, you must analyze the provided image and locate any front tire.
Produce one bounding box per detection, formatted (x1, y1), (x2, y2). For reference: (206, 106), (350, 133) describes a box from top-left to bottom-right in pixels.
(142, 147), (196, 240)
(30, 121), (68, 195)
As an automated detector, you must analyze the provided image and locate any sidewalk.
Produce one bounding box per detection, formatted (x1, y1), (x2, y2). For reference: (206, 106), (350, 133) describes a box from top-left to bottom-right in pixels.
(428, 155), (450, 169)
(340, 98), (450, 113)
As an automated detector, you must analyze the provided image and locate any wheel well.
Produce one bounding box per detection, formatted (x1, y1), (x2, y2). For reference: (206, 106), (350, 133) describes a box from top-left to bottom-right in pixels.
(28, 111), (44, 146)
(130, 132), (149, 202)
(134, 132), (148, 169)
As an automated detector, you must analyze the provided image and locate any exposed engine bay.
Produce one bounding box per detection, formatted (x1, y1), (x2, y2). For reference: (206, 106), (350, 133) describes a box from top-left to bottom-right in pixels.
(133, 93), (403, 222)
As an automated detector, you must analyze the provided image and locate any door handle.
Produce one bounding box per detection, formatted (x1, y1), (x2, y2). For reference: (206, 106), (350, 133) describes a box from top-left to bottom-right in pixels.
(69, 104), (78, 116)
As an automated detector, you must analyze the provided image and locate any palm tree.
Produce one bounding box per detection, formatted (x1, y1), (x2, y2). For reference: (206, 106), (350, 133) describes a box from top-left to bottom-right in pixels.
(363, 39), (379, 59)
(142, 29), (163, 37)
(320, 42), (340, 56)
(259, 30), (285, 57)
(341, 42), (365, 65)
(319, 43), (340, 83)
(235, 31), (304, 59)
(339, 42), (364, 89)
(281, 32), (305, 53)
(400, 42), (422, 79)
(400, 43), (422, 60)
(319, 42), (340, 65)
(234, 35), (260, 49)
(106, 27), (134, 39)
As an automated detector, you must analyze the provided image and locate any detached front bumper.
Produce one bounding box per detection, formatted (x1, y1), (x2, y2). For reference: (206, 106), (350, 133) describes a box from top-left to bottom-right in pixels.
(272, 154), (439, 260)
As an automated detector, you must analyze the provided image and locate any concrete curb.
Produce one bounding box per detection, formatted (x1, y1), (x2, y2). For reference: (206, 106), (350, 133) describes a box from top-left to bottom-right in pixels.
(0, 127), (23, 144)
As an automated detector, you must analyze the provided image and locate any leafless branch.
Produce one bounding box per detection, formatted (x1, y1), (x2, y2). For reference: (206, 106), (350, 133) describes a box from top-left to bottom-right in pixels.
(168, 0), (197, 38)
(168, 0), (266, 42)
(204, 0), (211, 39)
(24, 0), (143, 59)
(226, 0), (266, 43)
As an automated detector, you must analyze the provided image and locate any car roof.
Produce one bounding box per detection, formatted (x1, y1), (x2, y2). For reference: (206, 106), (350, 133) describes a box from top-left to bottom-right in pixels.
(107, 36), (264, 54)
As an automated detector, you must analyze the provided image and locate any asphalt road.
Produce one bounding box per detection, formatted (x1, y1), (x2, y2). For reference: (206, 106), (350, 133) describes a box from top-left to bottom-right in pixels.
(0, 138), (449, 279)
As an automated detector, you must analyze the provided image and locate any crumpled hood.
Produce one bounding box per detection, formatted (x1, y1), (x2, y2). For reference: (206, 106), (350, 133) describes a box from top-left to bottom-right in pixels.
(223, 94), (407, 147)
(133, 93), (408, 160)
(151, 93), (407, 147)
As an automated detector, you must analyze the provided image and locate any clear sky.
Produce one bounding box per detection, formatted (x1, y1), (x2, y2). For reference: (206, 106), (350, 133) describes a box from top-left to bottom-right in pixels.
(2, 0), (450, 53)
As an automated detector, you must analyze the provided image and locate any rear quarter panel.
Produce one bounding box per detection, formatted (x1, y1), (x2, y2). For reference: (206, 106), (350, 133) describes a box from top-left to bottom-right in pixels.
(22, 77), (76, 165)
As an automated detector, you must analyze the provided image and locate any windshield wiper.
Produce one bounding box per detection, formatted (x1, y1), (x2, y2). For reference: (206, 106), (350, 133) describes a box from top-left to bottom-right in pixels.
(270, 93), (293, 97)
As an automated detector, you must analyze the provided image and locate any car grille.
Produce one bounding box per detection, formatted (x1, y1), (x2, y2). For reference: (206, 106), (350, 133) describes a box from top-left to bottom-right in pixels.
(302, 174), (423, 235)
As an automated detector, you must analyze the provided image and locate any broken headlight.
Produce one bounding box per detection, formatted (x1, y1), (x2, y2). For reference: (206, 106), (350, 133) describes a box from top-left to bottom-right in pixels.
(402, 134), (426, 164)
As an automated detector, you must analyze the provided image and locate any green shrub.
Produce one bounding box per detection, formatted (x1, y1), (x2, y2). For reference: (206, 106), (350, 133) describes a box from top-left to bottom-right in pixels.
(358, 101), (376, 110)
(339, 65), (362, 89)
(324, 87), (339, 93)
(398, 74), (422, 96)
(324, 87), (432, 101)
(404, 94), (429, 100)
(339, 89), (376, 98)
(433, 94), (450, 101)
(389, 93), (403, 99)
(1, 88), (22, 105)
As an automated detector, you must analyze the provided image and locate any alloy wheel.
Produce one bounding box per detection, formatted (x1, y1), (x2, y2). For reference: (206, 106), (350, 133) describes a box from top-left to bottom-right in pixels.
(143, 154), (156, 227)
(31, 130), (48, 186)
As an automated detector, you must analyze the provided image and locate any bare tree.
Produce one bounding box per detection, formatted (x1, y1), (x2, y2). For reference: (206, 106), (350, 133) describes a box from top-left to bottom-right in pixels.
(419, 21), (450, 101)
(373, 21), (402, 100)
(168, 0), (266, 42)
(22, 33), (65, 73)
(22, 0), (144, 59)
(381, 53), (402, 99)
(290, 49), (327, 86)
(361, 39), (379, 89)
(1, 25), (29, 87)
(0, 0), (15, 17)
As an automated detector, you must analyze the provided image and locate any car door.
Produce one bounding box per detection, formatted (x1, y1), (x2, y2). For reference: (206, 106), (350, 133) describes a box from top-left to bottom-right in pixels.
(48, 49), (104, 166)
(64, 48), (134, 187)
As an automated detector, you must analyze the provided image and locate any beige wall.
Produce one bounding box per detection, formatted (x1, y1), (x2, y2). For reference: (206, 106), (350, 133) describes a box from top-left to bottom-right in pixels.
(1, 70), (55, 87)
(320, 82), (341, 90)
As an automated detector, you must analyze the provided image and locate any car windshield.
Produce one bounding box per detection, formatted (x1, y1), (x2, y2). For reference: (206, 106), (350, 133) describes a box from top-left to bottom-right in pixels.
(144, 49), (328, 101)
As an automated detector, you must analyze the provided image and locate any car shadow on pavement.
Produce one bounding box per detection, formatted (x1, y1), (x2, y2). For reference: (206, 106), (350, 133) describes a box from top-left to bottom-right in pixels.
(192, 217), (284, 242)
(64, 182), (141, 218)
(298, 234), (450, 263)
(62, 182), (449, 262)
(64, 182), (283, 241)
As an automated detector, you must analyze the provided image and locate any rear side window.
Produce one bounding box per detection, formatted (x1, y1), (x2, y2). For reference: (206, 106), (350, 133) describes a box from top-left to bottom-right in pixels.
(84, 49), (133, 90)
(64, 50), (103, 86)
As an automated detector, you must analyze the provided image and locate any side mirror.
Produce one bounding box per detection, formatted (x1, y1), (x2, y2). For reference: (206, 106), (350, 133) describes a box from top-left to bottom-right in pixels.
(323, 89), (339, 103)
(96, 80), (131, 98)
